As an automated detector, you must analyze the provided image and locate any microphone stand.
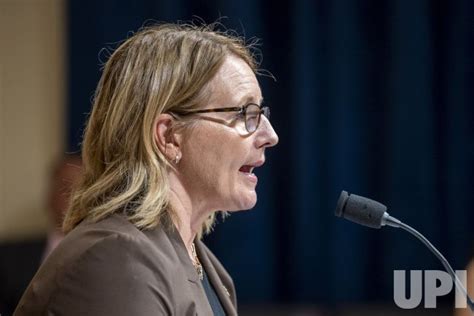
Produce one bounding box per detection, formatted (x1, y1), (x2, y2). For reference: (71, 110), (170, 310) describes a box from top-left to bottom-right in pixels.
(383, 214), (474, 311)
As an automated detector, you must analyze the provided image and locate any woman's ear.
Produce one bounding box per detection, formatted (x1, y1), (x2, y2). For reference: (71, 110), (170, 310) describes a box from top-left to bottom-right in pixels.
(154, 113), (182, 161)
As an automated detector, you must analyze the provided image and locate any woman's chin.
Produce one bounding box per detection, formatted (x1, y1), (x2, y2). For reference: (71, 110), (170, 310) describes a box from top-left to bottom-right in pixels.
(230, 192), (257, 212)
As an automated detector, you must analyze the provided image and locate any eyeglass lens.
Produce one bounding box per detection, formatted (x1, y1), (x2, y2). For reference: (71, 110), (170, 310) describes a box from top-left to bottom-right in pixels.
(245, 104), (270, 133)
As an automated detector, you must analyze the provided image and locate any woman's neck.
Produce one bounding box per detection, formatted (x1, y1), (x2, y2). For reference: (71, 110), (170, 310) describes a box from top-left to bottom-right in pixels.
(168, 187), (211, 260)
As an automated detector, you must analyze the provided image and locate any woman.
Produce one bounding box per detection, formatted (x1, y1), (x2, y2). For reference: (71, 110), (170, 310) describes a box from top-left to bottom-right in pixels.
(14, 23), (278, 316)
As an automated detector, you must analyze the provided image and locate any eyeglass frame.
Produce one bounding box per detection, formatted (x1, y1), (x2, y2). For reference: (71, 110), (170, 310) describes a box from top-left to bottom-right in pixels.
(169, 103), (270, 133)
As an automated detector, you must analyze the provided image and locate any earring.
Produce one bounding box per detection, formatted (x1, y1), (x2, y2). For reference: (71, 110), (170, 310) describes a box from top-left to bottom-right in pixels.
(174, 154), (181, 164)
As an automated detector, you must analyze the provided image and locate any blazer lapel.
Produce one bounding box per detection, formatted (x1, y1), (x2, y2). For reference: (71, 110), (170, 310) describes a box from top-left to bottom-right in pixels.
(195, 240), (237, 316)
(164, 226), (201, 283)
(144, 225), (214, 315)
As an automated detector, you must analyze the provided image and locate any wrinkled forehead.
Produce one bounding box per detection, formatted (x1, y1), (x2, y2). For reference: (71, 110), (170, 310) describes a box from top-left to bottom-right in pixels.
(207, 55), (263, 107)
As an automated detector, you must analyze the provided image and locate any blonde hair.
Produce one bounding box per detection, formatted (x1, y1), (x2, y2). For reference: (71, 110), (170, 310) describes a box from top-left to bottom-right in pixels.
(63, 23), (258, 235)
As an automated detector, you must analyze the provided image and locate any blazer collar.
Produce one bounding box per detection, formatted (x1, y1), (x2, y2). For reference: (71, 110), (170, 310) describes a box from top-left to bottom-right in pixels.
(165, 226), (202, 283)
(144, 224), (215, 315)
(195, 239), (238, 316)
(144, 223), (237, 315)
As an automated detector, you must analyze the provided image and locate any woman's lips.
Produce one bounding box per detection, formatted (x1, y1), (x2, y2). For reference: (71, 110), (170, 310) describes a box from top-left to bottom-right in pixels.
(238, 159), (264, 184)
(239, 170), (258, 183)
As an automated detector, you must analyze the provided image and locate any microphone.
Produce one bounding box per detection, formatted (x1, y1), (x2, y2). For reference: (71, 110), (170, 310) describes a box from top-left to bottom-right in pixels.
(335, 190), (474, 311)
(334, 190), (401, 229)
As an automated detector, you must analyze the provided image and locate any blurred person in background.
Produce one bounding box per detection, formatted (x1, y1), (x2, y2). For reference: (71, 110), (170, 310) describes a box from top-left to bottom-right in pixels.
(454, 252), (474, 316)
(14, 23), (278, 316)
(0, 154), (82, 315)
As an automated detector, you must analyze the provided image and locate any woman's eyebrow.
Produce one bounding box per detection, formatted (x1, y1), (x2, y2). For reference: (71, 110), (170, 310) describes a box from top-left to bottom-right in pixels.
(237, 95), (264, 106)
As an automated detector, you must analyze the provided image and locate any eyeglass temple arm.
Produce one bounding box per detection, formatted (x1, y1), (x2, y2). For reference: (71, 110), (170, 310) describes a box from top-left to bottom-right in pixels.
(172, 107), (243, 115)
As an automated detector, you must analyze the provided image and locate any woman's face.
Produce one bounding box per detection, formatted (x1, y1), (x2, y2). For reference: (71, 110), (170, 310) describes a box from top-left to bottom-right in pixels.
(178, 55), (279, 213)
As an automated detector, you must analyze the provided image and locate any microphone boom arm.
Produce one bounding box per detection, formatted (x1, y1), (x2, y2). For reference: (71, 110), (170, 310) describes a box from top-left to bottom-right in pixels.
(392, 219), (474, 311)
(335, 191), (474, 312)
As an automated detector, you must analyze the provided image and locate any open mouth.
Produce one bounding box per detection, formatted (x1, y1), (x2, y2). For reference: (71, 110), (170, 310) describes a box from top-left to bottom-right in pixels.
(238, 165), (255, 174)
(238, 160), (264, 184)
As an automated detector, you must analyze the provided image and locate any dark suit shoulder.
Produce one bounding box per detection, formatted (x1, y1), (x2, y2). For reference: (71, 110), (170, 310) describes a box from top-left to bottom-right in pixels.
(0, 238), (46, 255)
(0, 237), (46, 276)
(0, 237), (46, 316)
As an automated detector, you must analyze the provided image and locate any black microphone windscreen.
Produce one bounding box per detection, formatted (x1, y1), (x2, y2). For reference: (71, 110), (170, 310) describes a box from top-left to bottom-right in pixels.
(334, 191), (387, 229)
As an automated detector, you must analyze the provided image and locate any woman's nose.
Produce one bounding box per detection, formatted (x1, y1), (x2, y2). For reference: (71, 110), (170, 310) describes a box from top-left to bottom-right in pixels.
(255, 116), (279, 149)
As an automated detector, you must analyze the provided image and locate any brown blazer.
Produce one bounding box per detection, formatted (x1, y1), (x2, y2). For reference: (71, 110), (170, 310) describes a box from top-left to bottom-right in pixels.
(14, 214), (237, 316)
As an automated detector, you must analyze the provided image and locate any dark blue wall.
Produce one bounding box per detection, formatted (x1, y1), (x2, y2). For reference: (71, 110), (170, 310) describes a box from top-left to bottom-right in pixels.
(67, 0), (474, 305)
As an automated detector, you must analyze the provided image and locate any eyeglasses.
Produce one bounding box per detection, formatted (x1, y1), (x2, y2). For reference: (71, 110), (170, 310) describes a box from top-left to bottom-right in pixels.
(170, 103), (270, 133)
